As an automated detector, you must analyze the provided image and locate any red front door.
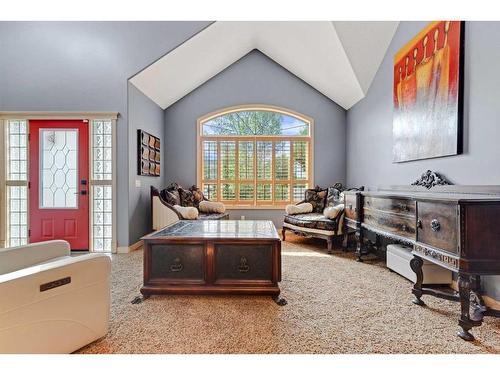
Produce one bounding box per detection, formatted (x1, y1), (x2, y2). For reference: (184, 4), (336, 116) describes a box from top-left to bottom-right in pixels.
(29, 120), (89, 250)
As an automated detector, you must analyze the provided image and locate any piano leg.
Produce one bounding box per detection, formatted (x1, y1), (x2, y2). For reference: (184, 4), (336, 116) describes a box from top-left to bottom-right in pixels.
(410, 255), (425, 306)
(457, 273), (476, 341)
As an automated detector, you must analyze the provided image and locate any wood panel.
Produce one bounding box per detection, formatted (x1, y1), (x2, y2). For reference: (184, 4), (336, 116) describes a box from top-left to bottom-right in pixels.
(463, 203), (500, 273)
(363, 208), (416, 239)
(417, 202), (458, 254)
(344, 193), (358, 220)
(141, 238), (281, 297)
(364, 196), (415, 217)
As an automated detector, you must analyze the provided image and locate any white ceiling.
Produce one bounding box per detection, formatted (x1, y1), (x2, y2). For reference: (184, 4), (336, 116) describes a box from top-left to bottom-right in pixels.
(129, 21), (399, 110)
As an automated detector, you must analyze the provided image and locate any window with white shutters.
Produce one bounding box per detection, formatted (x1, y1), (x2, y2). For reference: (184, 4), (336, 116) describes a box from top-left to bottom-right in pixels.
(198, 106), (313, 208)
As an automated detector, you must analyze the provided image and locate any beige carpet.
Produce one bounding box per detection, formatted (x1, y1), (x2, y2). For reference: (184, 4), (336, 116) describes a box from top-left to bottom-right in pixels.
(78, 234), (499, 354)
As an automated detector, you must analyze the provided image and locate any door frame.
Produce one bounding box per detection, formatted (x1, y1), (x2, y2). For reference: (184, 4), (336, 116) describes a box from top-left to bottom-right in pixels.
(0, 112), (119, 253)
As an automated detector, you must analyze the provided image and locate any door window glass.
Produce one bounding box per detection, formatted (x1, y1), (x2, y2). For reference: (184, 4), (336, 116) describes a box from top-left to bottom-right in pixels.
(40, 129), (78, 208)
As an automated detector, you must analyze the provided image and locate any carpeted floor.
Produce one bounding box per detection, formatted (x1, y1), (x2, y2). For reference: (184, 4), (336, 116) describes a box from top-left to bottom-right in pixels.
(78, 234), (499, 354)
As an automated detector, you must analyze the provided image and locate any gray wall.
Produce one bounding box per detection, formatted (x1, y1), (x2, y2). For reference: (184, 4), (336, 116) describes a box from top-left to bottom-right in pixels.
(0, 21), (211, 247)
(346, 21), (500, 299)
(128, 83), (166, 244)
(163, 50), (346, 228)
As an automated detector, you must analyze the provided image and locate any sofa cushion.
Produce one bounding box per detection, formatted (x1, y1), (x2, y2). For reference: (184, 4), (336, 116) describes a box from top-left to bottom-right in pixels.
(304, 187), (328, 213)
(284, 212), (338, 231)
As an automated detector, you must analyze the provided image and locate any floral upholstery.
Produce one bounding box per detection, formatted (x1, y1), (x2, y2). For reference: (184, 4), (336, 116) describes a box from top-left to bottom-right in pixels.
(284, 213), (339, 232)
(303, 186), (328, 213)
(169, 184), (205, 208)
(325, 185), (344, 207)
(284, 183), (350, 233)
(160, 189), (181, 206)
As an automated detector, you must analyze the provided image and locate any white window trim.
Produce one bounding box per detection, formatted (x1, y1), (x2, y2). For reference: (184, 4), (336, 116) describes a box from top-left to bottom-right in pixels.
(0, 112), (118, 253)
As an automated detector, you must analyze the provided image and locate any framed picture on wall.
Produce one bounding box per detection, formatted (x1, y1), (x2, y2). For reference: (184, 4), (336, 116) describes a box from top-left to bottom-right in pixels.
(138, 129), (161, 176)
(393, 21), (465, 163)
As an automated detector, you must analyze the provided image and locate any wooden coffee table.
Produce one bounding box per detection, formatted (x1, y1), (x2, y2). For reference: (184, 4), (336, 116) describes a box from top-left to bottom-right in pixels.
(139, 220), (285, 304)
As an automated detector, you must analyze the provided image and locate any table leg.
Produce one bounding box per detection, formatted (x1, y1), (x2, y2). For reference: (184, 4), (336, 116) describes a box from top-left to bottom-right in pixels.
(131, 294), (150, 304)
(342, 231), (349, 250)
(355, 227), (364, 262)
(327, 238), (333, 254)
(410, 255), (425, 306)
(457, 273), (476, 341)
(469, 275), (487, 321)
(272, 294), (287, 306)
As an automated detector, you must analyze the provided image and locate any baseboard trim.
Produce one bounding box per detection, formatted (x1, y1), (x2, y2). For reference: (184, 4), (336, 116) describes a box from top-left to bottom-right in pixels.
(450, 280), (500, 309)
(116, 240), (143, 254)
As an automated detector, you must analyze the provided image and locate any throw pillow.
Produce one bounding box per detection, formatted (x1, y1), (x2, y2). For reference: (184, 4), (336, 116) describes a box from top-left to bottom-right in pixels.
(160, 188), (181, 206)
(189, 185), (206, 207)
(304, 186), (328, 213)
(179, 186), (205, 208)
(285, 202), (313, 215)
(326, 186), (343, 207)
(323, 204), (344, 220)
(178, 188), (196, 207)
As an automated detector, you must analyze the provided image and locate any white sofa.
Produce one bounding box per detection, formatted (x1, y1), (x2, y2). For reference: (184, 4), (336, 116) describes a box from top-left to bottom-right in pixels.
(0, 240), (111, 353)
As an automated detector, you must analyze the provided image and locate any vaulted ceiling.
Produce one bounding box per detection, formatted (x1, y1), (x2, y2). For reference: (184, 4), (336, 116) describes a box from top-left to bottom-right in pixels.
(129, 21), (399, 110)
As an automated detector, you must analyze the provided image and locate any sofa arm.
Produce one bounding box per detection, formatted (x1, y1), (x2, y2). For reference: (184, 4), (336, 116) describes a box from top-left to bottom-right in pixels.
(0, 240), (70, 276)
(152, 195), (181, 230)
(337, 210), (345, 235)
(0, 253), (111, 353)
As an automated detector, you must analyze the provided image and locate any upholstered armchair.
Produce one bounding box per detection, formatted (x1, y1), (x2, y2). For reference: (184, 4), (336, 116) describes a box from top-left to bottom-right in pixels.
(0, 240), (111, 353)
(282, 184), (347, 253)
(151, 184), (229, 231)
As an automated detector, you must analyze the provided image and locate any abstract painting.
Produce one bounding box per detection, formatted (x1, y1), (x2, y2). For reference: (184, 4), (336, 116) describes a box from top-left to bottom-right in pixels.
(393, 21), (464, 162)
(138, 130), (161, 176)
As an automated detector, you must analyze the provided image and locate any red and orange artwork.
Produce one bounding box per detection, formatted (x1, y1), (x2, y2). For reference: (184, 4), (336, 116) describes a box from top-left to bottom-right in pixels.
(393, 21), (463, 162)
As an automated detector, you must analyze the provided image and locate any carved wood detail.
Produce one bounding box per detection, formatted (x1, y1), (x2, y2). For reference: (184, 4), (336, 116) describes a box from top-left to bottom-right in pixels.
(413, 244), (459, 269)
(411, 170), (452, 189)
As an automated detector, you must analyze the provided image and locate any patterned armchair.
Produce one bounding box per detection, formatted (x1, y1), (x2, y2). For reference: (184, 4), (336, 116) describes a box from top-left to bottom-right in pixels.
(282, 183), (362, 253)
(151, 184), (229, 231)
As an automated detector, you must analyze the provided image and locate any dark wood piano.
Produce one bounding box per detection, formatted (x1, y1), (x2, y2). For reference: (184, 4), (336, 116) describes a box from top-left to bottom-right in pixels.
(344, 171), (500, 341)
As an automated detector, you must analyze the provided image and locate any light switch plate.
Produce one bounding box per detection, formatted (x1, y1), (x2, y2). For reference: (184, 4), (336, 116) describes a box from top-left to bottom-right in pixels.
(135, 179), (141, 188)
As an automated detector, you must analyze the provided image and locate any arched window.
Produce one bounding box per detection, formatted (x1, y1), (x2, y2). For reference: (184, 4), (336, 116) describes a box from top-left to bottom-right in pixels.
(197, 105), (313, 208)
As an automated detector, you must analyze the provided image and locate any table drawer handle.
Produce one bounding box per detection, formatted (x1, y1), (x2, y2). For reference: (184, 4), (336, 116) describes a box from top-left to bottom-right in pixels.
(170, 257), (184, 272)
(431, 219), (441, 232)
(397, 203), (409, 211)
(238, 256), (250, 273)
